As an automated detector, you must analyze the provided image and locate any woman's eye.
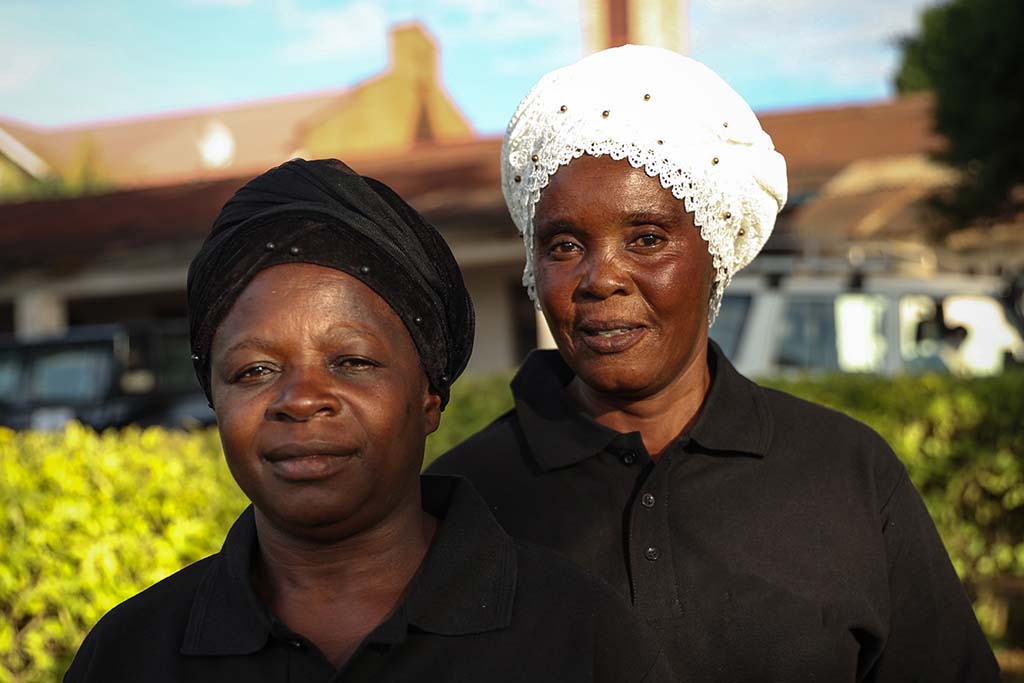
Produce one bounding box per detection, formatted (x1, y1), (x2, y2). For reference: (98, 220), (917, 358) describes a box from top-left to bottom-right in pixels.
(234, 364), (274, 382)
(633, 233), (663, 248)
(548, 240), (582, 257)
(333, 356), (378, 370)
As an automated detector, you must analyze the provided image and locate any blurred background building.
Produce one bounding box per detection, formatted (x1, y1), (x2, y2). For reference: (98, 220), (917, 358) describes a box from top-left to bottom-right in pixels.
(0, 0), (1022, 388)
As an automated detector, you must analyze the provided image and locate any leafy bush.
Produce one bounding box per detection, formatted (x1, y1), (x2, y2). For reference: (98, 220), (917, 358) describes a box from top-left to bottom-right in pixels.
(425, 373), (514, 464)
(1, 370), (1021, 681)
(0, 425), (247, 683)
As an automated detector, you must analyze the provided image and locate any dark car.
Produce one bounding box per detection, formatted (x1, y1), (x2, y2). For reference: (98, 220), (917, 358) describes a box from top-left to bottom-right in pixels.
(0, 321), (214, 431)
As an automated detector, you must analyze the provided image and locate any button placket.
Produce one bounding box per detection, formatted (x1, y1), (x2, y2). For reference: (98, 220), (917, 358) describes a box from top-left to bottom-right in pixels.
(626, 457), (681, 614)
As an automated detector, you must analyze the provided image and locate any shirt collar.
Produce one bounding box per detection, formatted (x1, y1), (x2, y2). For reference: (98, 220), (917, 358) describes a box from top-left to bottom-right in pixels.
(511, 340), (773, 472)
(686, 340), (774, 456)
(403, 475), (517, 636)
(181, 507), (272, 656)
(510, 350), (626, 471)
(181, 475), (516, 656)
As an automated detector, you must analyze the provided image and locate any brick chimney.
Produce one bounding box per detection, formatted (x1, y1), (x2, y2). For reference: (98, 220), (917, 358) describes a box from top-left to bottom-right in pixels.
(581, 0), (689, 54)
(390, 21), (438, 84)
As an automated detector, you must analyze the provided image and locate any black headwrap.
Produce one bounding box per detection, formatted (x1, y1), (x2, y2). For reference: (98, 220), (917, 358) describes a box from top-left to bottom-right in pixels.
(187, 158), (474, 408)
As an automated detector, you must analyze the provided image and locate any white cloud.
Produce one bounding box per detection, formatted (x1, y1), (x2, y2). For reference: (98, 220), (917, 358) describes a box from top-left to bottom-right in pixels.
(0, 49), (49, 92)
(416, 0), (579, 46)
(277, 0), (396, 63)
(183, 0), (255, 7)
(0, 34), (56, 93)
(692, 0), (935, 93)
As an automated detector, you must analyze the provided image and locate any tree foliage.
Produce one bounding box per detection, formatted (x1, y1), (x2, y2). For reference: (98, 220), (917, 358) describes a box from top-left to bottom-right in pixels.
(895, 0), (1024, 226)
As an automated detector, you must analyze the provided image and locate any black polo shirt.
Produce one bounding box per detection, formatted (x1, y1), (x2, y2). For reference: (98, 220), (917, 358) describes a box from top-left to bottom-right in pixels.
(429, 343), (999, 682)
(64, 475), (671, 683)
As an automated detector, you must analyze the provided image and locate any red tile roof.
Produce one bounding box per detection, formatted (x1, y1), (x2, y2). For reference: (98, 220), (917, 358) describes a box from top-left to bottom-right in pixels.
(759, 94), (942, 194)
(0, 95), (947, 273)
(0, 138), (509, 271)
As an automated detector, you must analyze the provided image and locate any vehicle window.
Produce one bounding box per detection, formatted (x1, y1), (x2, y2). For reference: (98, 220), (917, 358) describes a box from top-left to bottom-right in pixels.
(709, 294), (751, 359)
(900, 295), (954, 373)
(155, 334), (203, 392)
(900, 294), (1024, 376)
(775, 299), (839, 371)
(834, 294), (888, 372)
(775, 295), (887, 373)
(29, 348), (113, 403)
(0, 350), (20, 404)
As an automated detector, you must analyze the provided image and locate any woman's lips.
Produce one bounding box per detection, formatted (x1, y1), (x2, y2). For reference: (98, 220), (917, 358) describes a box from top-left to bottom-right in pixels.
(577, 322), (647, 354)
(263, 442), (357, 482)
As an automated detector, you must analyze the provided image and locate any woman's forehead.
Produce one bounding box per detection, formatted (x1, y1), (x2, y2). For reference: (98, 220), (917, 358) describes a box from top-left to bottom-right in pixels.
(212, 264), (402, 350)
(537, 156), (684, 220)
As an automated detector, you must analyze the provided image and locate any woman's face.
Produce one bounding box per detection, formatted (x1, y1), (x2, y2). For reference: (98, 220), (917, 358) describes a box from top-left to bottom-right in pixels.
(210, 263), (441, 542)
(533, 154), (714, 398)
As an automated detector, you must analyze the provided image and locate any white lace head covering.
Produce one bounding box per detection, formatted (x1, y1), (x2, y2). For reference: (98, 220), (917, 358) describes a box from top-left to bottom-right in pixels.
(501, 44), (788, 322)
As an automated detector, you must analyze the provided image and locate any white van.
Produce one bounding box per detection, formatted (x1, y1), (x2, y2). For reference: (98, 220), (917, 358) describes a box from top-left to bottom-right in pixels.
(709, 245), (1024, 378)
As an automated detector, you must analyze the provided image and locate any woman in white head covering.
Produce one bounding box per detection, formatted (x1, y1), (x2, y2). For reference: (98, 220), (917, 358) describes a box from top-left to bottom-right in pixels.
(430, 45), (997, 681)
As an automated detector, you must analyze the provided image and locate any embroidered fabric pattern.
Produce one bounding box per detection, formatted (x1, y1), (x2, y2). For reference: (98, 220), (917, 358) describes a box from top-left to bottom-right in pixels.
(500, 45), (788, 323)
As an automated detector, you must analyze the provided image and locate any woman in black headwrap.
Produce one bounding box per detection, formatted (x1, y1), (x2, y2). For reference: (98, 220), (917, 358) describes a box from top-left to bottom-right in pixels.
(64, 159), (671, 683)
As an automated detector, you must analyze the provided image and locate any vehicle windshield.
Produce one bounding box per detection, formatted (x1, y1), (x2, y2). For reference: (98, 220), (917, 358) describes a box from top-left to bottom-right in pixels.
(0, 349), (20, 406)
(29, 346), (113, 404)
(155, 333), (203, 393)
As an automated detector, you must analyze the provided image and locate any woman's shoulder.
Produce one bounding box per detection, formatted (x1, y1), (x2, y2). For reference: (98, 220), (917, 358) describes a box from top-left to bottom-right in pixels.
(758, 383), (894, 452)
(65, 555), (219, 682)
(755, 383), (907, 503)
(90, 555), (218, 633)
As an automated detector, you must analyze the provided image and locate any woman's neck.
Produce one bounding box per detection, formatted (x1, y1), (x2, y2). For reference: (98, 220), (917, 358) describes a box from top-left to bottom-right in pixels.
(251, 497), (437, 667)
(568, 340), (711, 459)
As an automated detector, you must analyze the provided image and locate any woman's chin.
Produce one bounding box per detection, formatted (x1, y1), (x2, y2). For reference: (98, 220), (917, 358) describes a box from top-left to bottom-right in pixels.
(254, 494), (371, 541)
(574, 362), (660, 399)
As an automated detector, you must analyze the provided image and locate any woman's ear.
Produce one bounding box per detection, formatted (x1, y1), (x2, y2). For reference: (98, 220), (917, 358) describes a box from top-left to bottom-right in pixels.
(423, 389), (442, 436)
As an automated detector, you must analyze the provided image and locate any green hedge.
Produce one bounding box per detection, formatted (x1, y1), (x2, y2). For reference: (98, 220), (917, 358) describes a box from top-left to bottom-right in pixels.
(1, 371), (1022, 681)
(0, 426), (249, 682)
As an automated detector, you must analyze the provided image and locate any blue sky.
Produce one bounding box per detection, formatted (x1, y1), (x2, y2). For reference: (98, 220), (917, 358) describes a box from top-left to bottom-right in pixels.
(0, 0), (937, 134)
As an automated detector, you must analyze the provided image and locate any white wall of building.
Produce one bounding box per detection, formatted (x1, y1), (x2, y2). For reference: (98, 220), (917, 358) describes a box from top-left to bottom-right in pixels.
(461, 264), (520, 376)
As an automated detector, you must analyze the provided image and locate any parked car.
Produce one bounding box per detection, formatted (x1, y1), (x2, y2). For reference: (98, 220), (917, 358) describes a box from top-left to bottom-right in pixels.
(0, 321), (214, 431)
(709, 245), (1024, 378)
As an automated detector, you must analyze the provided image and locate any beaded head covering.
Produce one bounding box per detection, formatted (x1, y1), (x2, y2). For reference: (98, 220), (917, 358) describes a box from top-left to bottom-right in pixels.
(501, 44), (788, 322)
(188, 158), (474, 409)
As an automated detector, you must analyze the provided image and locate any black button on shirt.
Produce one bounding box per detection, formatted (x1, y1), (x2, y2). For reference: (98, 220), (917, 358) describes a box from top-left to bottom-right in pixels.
(429, 342), (999, 682)
(64, 475), (671, 683)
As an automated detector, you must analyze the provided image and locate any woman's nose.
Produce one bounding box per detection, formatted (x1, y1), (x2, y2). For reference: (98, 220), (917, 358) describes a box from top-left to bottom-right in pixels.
(266, 367), (341, 422)
(577, 250), (631, 299)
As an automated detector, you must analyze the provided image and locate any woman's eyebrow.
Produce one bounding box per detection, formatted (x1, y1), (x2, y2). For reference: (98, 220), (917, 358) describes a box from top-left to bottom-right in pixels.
(220, 337), (277, 358)
(535, 217), (578, 237)
(621, 209), (680, 226)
